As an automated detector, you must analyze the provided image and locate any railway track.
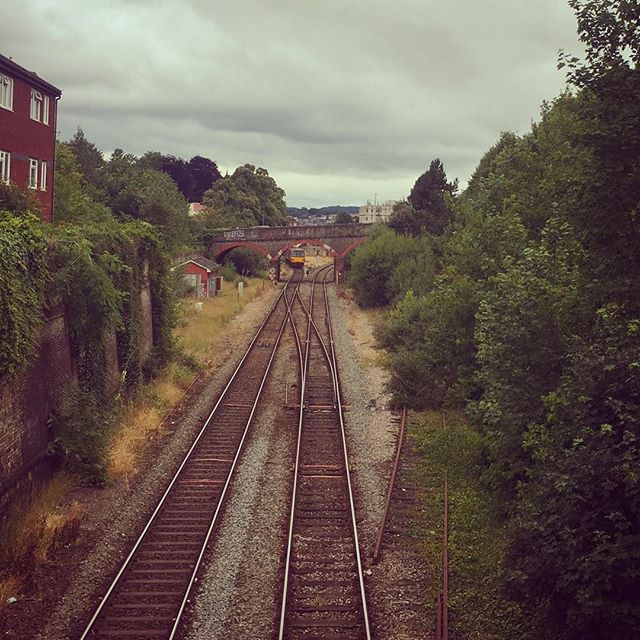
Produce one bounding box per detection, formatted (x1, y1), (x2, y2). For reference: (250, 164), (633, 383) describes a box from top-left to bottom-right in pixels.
(278, 266), (371, 640)
(79, 272), (301, 640)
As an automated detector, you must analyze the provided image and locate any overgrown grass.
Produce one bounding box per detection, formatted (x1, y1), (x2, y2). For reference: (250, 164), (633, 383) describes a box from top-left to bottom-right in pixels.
(175, 277), (267, 365)
(0, 473), (82, 610)
(107, 276), (268, 480)
(411, 410), (530, 640)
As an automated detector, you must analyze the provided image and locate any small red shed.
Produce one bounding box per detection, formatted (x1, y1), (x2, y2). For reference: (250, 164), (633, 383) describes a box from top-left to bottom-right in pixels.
(174, 256), (221, 298)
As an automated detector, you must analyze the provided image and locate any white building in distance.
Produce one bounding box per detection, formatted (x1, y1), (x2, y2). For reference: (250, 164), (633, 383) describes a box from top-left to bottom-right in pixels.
(358, 200), (397, 224)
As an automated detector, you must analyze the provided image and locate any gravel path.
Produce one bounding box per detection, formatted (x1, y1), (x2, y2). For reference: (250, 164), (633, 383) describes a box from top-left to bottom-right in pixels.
(21, 287), (281, 640)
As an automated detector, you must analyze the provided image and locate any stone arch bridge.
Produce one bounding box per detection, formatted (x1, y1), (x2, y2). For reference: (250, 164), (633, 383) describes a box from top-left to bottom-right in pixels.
(203, 223), (371, 282)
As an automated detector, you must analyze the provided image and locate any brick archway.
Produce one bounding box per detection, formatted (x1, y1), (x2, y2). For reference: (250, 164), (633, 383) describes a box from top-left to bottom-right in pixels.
(337, 237), (367, 260)
(211, 241), (273, 262)
(274, 238), (338, 260)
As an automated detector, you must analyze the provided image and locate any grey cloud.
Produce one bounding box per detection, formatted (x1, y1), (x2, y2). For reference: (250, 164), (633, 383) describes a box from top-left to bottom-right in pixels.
(3, 0), (580, 205)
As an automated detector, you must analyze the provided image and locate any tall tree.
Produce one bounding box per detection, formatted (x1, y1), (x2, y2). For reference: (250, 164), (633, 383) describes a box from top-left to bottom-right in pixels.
(188, 155), (221, 202)
(201, 164), (286, 228)
(391, 159), (457, 236)
(67, 127), (104, 187)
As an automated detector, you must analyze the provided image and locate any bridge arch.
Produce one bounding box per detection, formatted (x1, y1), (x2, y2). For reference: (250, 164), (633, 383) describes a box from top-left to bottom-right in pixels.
(337, 237), (368, 260)
(210, 241), (274, 262)
(274, 238), (338, 260)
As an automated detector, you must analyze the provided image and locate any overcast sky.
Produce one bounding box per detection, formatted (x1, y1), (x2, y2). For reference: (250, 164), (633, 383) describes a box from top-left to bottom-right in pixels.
(5, 0), (581, 207)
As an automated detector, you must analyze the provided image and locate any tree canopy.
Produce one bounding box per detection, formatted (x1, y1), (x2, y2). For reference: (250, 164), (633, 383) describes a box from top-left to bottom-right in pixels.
(200, 164), (287, 228)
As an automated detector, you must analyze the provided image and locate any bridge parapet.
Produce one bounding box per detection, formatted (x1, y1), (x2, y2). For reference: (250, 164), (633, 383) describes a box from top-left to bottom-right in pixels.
(203, 223), (372, 244)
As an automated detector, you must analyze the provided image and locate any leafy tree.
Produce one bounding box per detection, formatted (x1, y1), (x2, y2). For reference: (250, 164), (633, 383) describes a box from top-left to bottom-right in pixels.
(202, 164), (286, 227)
(378, 272), (478, 408)
(405, 158), (457, 235)
(347, 227), (434, 307)
(559, 0), (640, 88)
(188, 155), (221, 201)
(67, 127), (104, 187)
(112, 168), (191, 250)
(387, 201), (423, 236)
(508, 304), (640, 640)
(221, 248), (266, 276)
(54, 143), (112, 223)
(334, 211), (353, 224)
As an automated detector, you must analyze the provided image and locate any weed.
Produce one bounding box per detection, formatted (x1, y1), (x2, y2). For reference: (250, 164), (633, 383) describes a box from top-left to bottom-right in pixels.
(0, 473), (81, 608)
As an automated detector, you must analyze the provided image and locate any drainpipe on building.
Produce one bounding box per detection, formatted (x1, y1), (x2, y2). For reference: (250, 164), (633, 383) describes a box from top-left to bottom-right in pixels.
(50, 94), (61, 223)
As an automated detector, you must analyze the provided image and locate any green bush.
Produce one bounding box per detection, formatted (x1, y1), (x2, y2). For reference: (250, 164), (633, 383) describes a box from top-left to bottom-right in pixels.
(348, 227), (436, 307)
(220, 263), (238, 282)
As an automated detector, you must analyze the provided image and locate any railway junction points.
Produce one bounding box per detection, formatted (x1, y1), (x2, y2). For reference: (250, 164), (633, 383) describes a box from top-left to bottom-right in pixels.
(23, 264), (430, 640)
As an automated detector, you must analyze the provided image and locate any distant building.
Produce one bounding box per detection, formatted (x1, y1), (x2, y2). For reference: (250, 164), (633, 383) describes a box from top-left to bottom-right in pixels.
(189, 202), (206, 216)
(173, 256), (222, 298)
(0, 53), (62, 222)
(358, 200), (397, 224)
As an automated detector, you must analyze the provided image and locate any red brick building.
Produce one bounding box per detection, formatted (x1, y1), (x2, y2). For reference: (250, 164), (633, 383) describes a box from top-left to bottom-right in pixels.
(0, 53), (62, 222)
(174, 256), (222, 298)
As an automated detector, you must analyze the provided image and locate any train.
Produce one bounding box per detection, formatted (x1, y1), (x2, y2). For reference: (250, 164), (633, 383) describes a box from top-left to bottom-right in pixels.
(287, 247), (306, 269)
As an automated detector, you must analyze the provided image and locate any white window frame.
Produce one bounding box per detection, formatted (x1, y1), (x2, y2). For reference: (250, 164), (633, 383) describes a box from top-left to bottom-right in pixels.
(43, 95), (50, 125)
(0, 75), (13, 111)
(28, 159), (38, 189)
(0, 151), (10, 184)
(40, 160), (47, 191)
(30, 89), (43, 122)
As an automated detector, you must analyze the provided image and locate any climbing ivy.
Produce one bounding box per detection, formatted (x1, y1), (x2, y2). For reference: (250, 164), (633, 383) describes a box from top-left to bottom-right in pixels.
(0, 211), (47, 376)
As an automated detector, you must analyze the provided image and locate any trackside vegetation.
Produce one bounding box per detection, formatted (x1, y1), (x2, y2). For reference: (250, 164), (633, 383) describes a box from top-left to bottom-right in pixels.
(348, 4), (640, 638)
(0, 129), (280, 608)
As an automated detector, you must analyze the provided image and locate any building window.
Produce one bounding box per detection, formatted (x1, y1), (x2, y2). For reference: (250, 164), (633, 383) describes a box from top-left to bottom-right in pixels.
(43, 95), (50, 125)
(30, 90), (43, 121)
(29, 159), (38, 189)
(40, 161), (47, 191)
(0, 151), (10, 184)
(0, 75), (13, 110)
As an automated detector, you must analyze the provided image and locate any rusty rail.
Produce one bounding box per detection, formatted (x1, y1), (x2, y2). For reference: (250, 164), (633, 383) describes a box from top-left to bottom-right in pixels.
(371, 406), (407, 564)
(436, 412), (449, 640)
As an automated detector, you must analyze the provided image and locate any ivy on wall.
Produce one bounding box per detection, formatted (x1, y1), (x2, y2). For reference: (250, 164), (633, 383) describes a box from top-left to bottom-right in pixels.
(0, 203), (175, 484)
(0, 212), (47, 376)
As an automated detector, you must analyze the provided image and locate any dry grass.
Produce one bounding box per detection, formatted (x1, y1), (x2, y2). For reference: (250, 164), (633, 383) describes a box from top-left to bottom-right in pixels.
(346, 305), (386, 368)
(107, 276), (268, 483)
(176, 277), (267, 365)
(0, 473), (82, 609)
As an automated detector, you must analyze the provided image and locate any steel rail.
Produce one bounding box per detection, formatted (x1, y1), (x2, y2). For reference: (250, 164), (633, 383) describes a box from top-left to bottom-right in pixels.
(320, 267), (372, 640)
(277, 269), (313, 640)
(277, 265), (371, 640)
(79, 275), (295, 640)
(371, 406), (408, 564)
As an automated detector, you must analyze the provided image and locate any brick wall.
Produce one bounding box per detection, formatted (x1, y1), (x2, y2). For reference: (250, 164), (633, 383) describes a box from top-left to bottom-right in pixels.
(0, 303), (74, 510)
(0, 271), (156, 510)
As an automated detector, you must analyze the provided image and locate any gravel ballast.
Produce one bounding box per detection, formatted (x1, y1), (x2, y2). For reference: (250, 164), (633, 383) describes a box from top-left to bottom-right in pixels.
(329, 288), (432, 639)
(184, 322), (297, 640)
